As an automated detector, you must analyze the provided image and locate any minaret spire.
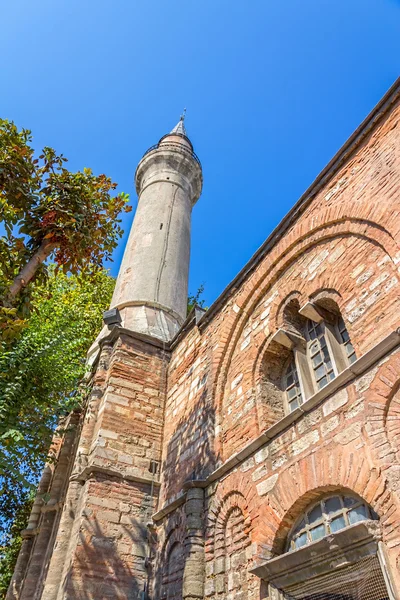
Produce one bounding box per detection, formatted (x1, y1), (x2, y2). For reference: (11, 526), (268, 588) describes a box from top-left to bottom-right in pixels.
(170, 108), (187, 137)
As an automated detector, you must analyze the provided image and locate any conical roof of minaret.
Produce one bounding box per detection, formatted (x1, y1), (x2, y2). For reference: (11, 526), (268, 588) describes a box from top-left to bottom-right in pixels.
(158, 111), (193, 150)
(170, 116), (187, 137)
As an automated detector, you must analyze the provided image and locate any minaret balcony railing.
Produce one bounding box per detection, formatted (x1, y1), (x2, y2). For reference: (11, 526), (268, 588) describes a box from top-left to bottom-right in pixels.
(142, 141), (202, 168)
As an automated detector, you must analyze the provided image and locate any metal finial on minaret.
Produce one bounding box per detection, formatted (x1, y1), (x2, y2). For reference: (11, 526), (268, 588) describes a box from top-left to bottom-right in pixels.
(170, 109), (188, 137)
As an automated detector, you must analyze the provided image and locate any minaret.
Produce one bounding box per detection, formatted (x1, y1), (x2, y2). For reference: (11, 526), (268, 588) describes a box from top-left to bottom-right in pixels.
(110, 114), (203, 341)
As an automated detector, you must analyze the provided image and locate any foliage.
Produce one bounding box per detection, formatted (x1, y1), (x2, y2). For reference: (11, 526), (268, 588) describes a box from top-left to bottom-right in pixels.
(0, 118), (130, 338)
(0, 266), (114, 492)
(0, 491), (33, 599)
(187, 284), (206, 314)
(0, 266), (114, 596)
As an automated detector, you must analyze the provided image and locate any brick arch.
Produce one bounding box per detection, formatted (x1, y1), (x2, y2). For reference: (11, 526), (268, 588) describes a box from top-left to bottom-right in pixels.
(270, 485), (378, 555)
(213, 217), (399, 457)
(207, 474), (257, 551)
(365, 353), (400, 466)
(159, 527), (186, 600)
(206, 484), (260, 600)
(273, 290), (305, 330)
(310, 287), (343, 307)
(252, 289), (307, 392)
(208, 491), (251, 558)
(162, 527), (185, 561)
(248, 445), (400, 560)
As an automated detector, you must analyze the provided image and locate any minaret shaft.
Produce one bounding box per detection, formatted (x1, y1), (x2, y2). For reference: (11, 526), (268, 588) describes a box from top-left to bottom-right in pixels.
(110, 122), (202, 341)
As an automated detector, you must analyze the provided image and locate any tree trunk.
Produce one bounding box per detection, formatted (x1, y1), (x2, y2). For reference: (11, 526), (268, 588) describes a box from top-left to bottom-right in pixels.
(9, 240), (57, 298)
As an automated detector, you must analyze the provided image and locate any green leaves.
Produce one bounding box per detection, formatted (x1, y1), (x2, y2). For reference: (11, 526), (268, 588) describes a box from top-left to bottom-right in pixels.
(0, 266), (114, 592)
(0, 118), (130, 331)
(0, 266), (114, 475)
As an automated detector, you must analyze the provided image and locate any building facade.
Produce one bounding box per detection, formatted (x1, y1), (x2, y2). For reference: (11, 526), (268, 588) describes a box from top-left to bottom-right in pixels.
(7, 79), (400, 600)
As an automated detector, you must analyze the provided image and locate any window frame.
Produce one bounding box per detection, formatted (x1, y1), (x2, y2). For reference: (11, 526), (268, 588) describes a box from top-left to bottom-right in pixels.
(286, 493), (378, 552)
(282, 355), (304, 414)
(280, 303), (357, 414)
(305, 319), (337, 390)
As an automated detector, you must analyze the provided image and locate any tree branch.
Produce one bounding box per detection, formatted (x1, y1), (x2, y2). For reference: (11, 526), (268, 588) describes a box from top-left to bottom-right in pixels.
(9, 241), (57, 299)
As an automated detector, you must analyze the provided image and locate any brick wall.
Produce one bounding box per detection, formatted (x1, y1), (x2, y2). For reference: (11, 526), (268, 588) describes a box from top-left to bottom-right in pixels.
(156, 89), (400, 597)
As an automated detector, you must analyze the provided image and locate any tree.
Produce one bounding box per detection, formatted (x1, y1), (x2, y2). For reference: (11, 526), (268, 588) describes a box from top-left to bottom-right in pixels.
(0, 491), (33, 599)
(0, 266), (115, 596)
(0, 118), (130, 340)
(187, 284), (206, 314)
(0, 266), (115, 483)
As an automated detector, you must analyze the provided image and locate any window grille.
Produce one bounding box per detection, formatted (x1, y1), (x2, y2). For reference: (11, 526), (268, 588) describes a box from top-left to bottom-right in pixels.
(287, 495), (378, 551)
(282, 554), (390, 600)
(284, 358), (303, 412)
(306, 321), (335, 390)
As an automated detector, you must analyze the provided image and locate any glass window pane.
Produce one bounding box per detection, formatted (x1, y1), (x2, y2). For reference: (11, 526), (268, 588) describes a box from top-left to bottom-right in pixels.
(312, 353), (322, 367)
(285, 358), (302, 412)
(322, 346), (331, 362)
(308, 504), (323, 524)
(343, 496), (357, 508)
(293, 519), (305, 534)
(295, 532), (308, 548)
(318, 376), (328, 389)
(308, 324), (317, 340)
(330, 515), (346, 533)
(324, 496), (342, 515)
(341, 329), (350, 343)
(348, 505), (368, 524)
(287, 496), (376, 551)
(315, 364), (326, 379)
(310, 524), (326, 541)
(348, 350), (357, 364)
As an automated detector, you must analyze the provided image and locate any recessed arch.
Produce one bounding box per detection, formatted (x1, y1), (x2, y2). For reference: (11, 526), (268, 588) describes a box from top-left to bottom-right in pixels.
(214, 220), (400, 460)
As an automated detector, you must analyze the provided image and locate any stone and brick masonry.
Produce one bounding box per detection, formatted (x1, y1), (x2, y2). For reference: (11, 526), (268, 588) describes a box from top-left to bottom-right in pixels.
(7, 79), (400, 599)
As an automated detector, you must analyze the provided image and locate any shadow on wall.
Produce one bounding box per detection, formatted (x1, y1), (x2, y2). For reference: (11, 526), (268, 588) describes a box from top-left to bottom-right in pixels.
(64, 502), (154, 600)
(161, 383), (216, 509)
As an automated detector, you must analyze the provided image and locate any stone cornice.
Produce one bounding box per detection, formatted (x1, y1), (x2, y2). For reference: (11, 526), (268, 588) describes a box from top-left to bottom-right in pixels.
(70, 464), (161, 487)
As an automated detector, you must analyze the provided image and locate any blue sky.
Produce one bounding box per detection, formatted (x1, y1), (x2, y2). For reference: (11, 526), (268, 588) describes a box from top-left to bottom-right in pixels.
(2, 0), (399, 306)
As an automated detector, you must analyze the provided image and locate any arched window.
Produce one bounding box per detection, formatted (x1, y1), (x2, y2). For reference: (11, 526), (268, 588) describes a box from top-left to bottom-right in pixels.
(271, 301), (358, 414)
(287, 494), (378, 551)
(266, 299), (358, 418)
(283, 357), (303, 412)
(254, 493), (392, 600)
